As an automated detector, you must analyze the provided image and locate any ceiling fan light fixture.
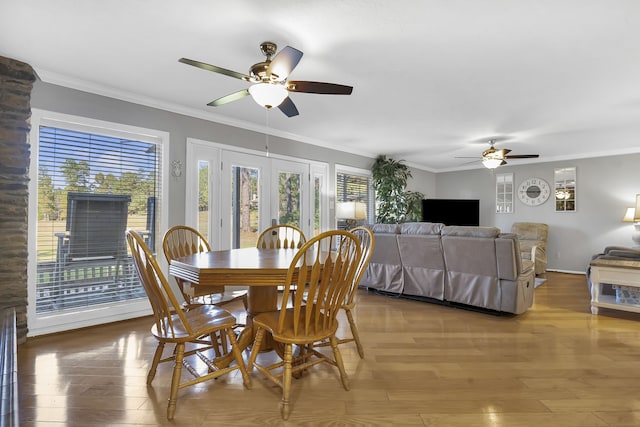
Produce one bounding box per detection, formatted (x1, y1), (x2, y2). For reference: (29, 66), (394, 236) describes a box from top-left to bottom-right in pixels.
(248, 83), (288, 109)
(482, 158), (503, 169)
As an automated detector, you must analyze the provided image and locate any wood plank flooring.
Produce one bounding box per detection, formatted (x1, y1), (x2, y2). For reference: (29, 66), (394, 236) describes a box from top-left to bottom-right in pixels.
(17, 272), (640, 426)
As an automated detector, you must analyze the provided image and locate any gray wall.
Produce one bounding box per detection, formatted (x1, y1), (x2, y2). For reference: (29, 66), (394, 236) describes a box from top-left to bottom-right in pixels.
(433, 155), (640, 273)
(31, 81), (376, 226)
(32, 80), (637, 273)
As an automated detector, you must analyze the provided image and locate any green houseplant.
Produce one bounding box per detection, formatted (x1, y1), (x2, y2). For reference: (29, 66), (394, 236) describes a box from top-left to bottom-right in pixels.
(371, 155), (424, 224)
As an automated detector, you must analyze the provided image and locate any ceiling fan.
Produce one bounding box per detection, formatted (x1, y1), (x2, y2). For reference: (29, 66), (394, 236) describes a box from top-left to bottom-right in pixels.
(458, 140), (540, 169)
(178, 41), (353, 117)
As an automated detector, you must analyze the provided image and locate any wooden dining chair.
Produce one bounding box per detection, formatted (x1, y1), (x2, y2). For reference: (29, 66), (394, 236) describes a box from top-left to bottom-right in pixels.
(163, 225), (248, 308)
(256, 224), (306, 249)
(247, 229), (362, 420)
(314, 226), (374, 359)
(126, 230), (251, 420)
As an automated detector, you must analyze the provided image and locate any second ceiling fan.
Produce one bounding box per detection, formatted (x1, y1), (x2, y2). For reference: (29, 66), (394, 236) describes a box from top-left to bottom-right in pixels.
(179, 41), (353, 117)
(458, 140), (540, 169)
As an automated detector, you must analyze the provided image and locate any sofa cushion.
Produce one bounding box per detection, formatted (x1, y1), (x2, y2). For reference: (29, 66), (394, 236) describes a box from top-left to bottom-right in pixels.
(370, 223), (400, 234)
(400, 222), (445, 235)
(441, 226), (500, 238)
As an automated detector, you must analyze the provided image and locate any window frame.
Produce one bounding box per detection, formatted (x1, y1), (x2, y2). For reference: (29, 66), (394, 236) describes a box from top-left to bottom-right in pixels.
(27, 109), (170, 336)
(334, 164), (374, 228)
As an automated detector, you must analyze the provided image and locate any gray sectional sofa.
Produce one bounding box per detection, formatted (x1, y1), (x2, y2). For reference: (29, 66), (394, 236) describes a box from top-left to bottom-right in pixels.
(360, 222), (535, 314)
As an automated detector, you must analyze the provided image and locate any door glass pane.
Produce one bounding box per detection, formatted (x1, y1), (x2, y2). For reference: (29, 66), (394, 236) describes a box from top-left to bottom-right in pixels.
(231, 165), (259, 248)
(198, 160), (210, 241)
(277, 171), (301, 228)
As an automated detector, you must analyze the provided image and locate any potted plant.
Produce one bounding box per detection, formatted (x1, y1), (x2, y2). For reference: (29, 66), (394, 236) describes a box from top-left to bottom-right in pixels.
(371, 155), (424, 223)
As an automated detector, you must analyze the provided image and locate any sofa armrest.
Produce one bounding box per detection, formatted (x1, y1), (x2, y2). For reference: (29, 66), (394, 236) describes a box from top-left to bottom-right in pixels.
(530, 244), (546, 265)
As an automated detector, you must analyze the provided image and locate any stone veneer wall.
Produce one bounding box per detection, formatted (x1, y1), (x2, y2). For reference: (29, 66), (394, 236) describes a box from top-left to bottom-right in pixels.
(0, 56), (36, 342)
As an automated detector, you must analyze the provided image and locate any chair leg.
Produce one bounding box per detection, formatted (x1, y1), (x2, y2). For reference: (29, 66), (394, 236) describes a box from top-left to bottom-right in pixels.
(345, 308), (365, 359)
(281, 343), (293, 420)
(226, 328), (251, 389)
(210, 331), (223, 358)
(330, 335), (350, 391)
(167, 342), (185, 420)
(147, 342), (165, 385)
(247, 328), (265, 373)
(241, 293), (248, 310)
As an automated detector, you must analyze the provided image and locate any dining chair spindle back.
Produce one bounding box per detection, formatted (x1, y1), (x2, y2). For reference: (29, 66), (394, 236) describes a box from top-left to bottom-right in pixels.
(163, 225), (248, 308)
(126, 229), (251, 420)
(256, 224), (306, 249)
(247, 229), (362, 420)
(315, 225), (374, 358)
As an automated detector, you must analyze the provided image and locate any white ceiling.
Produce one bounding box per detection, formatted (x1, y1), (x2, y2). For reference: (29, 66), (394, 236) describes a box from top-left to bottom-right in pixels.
(2, 0), (640, 172)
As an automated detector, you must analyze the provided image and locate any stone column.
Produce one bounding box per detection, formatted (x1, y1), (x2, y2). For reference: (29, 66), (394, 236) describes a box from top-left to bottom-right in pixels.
(0, 56), (36, 342)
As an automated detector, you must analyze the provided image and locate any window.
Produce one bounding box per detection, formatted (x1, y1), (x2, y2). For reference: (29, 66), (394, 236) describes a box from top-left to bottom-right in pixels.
(335, 166), (373, 229)
(28, 110), (168, 336)
(496, 173), (514, 213)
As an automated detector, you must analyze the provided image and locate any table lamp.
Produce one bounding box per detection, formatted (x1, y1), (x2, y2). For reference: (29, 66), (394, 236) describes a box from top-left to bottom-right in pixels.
(622, 194), (640, 247)
(336, 201), (367, 229)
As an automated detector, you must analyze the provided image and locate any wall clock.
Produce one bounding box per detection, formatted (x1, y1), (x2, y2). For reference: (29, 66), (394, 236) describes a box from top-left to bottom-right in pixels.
(518, 177), (550, 206)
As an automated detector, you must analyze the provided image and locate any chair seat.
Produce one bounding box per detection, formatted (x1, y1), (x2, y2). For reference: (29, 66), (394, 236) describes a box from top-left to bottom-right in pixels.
(253, 307), (339, 344)
(151, 305), (237, 343)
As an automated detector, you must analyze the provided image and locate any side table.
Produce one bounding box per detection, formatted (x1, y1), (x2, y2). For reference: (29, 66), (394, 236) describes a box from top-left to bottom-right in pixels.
(590, 258), (640, 315)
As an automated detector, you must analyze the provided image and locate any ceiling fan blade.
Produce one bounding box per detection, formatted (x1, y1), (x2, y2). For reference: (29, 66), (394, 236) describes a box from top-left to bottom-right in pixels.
(278, 97), (299, 117)
(268, 46), (303, 81)
(287, 81), (353, 95)
(179, 58), (249, 81)
(505, 154), (540, 159)
(207, 89), (250, 107)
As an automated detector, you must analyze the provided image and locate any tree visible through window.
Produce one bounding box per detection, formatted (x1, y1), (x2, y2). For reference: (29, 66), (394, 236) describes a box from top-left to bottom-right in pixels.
(36, 126), (160, 314)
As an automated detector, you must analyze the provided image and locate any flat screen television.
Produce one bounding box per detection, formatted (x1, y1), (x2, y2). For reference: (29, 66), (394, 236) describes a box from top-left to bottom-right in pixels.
(422, 199), (480, 226)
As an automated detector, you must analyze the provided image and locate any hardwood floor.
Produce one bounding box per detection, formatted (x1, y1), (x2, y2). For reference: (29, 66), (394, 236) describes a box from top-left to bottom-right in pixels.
(17, 272), (640, 426)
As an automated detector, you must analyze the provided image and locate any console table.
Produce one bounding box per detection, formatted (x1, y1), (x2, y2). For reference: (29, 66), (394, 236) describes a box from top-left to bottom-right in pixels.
(590, 258), (640, 315)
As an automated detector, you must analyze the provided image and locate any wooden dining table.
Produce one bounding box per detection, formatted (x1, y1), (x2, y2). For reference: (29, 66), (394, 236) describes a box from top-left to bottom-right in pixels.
(168, 246), (300, 359)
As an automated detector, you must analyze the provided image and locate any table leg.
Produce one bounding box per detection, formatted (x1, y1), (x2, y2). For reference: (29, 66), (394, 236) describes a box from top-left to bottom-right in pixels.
(212, 286), (283, 369)
(247, 286), (278, 351)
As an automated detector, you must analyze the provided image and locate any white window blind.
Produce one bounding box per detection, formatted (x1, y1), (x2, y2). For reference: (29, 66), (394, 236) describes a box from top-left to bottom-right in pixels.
(335, 170), (373, 229)
(35, 125), (161, 315)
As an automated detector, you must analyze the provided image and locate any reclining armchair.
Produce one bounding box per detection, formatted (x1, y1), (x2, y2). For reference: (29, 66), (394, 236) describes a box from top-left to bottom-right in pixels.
(511, 222), (548, 276)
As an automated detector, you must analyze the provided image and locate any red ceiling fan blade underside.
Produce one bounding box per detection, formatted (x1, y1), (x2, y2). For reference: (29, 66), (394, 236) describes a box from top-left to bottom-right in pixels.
(505, 154), (539, 159)
(287, 81), (353, 95)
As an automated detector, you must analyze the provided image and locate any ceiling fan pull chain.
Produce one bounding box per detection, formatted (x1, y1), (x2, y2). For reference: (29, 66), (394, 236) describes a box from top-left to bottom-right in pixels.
(265, 108), (270, 158)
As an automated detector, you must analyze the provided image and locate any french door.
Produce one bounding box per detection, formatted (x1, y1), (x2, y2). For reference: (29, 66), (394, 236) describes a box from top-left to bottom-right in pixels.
(220, 151), (271, 249)
(186, 139), (327, 250)
(271, 159), (309, 233)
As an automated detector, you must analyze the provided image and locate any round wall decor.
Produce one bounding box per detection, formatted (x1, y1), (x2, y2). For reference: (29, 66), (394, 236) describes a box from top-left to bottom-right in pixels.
(518, 177), (550, 206)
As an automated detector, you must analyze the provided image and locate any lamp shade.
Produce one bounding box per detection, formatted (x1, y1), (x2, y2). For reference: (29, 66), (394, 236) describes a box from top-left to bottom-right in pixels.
(482, 158), (502, 169)
(336, 201), (367, 220)
(623, 207), (636, 222)
(248, 83), (288, 109)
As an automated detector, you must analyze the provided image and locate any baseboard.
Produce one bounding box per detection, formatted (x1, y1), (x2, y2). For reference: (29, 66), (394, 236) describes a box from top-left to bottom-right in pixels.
(546, 269), (586, 275)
